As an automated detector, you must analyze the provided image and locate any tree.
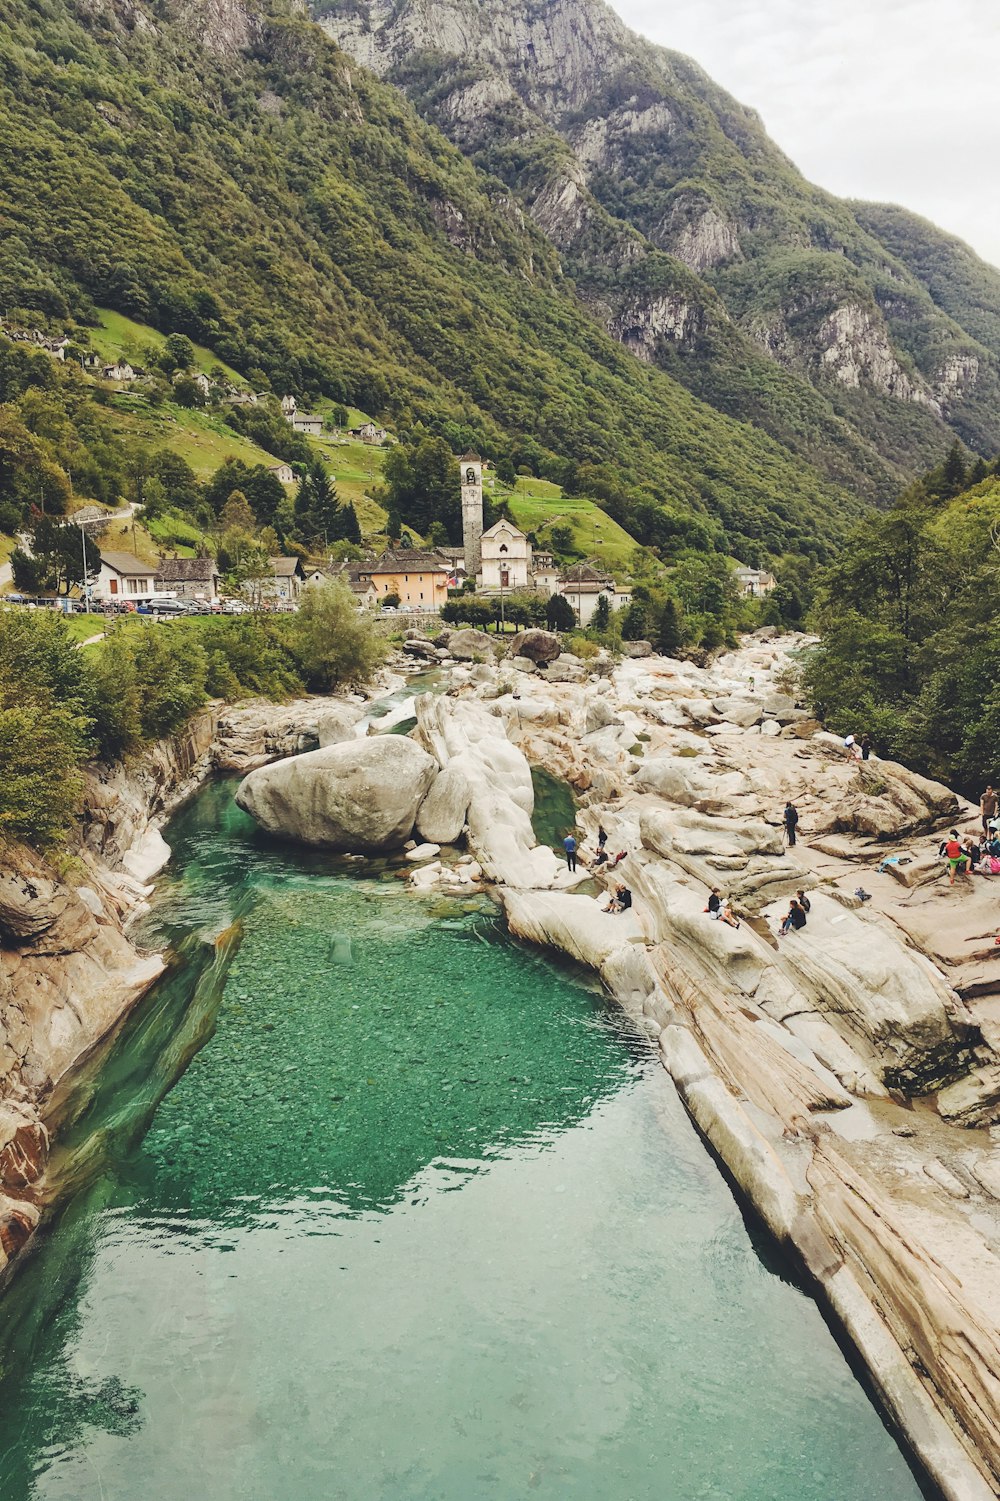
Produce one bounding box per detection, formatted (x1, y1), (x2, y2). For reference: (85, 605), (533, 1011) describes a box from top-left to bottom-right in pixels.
(221, 490), (256, 532)
(385, 507), (403, 542)
(333, 501), (362, 545)
(593, 594), (611, 633)
(307, 462), (340, 543)
(14, 515), (101, 595)
(290, 580), (387, 689)
(941, 440), (967, 499)
(620, 600), (649, 641)
(546, 592), (576, 631)
(382, 436), (460, 537)
(549, 524), (575, 555)
(160, 332), (196, 374)
(173, 374), (205, 408)
(657, 597), (684, 655)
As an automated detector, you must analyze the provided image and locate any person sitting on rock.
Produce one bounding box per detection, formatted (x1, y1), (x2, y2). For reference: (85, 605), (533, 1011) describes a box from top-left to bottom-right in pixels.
(706, 888), (740, 929)
(963, 836), (982, 871)
(796, 888), (811, 914)
(611, 849), (627, 867)
(942, 831), (969, 886)
(593, 847), (609, 867)
(779, 898), (807, 936)
(608, 884), (632, 914)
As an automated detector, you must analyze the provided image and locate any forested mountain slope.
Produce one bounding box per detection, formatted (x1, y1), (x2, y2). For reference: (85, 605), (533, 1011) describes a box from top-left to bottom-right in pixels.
(0, 0), (875, 565)
(314, 0), (1000, 493)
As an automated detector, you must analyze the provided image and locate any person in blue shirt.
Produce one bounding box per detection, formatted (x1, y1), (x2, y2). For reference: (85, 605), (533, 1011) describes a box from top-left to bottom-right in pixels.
(563, 834), (577, 872)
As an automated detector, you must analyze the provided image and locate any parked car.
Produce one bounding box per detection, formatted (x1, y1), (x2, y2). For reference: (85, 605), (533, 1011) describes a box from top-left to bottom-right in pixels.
(139, 597), (188, 616)
(183, 600), (212, 615)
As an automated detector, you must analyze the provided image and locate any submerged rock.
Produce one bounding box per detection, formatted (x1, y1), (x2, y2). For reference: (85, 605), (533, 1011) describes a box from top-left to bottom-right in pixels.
(236, 738), (439, 851)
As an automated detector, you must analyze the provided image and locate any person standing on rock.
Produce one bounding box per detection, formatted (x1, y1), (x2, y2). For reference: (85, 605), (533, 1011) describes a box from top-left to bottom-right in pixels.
(860, 734), (872, 761)
(980, 784), (998, 839)
(563, 833), (578, 873)
(783, 801), (799, 847)
(597, 825), (608, 850)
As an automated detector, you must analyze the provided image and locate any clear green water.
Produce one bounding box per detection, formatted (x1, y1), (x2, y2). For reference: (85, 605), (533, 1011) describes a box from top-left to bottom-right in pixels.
(0, 780), (929, 1501)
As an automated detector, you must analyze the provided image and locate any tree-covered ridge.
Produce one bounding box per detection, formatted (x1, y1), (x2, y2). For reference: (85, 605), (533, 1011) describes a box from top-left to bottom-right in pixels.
(0, 0), (867, 571)
(804, 445), (1000, 796)
(315, 0), (1000, 485)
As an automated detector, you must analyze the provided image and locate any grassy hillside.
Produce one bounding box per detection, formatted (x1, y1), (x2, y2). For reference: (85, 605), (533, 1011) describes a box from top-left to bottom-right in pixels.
(506, 481), (638, 569)
(88, 309), (246, 388)
(0, 0), (867, 573)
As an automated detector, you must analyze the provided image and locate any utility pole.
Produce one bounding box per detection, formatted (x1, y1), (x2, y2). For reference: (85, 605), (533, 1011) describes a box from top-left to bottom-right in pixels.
(78, 519), (91, 613)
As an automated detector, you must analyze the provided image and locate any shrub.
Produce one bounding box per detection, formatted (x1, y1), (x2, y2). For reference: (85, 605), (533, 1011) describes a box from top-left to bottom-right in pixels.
(288, 580), (387, 690)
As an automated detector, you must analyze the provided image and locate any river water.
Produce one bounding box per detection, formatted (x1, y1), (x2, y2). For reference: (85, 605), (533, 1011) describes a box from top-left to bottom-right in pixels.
(0, 779), (929, 1500)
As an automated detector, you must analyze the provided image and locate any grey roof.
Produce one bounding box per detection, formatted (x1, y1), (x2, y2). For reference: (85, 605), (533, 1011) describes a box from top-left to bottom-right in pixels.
(100, 550), (157, 576)
(370, 549), (451, 574)
(270, 556), (304, 577)
(156, 557), (220, 582)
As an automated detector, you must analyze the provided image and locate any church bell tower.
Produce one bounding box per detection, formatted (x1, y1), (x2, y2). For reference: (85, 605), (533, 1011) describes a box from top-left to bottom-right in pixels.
(460, 451), (484, 579)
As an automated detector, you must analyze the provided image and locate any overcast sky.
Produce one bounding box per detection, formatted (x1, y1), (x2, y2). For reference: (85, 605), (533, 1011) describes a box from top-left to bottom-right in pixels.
(611, 0), (1000, 269)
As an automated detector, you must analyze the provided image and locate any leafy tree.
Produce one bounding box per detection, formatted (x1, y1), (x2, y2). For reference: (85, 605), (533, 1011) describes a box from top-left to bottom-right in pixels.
(13, 515), (100, 595)
(221, 490), (256, 532)
(620, 600), (649, 641)
(173, 374), (206, 408)
(290, 581), (387, 688)
(545, 592), (576, 631)
(160, 333), (197, 373)
(592, 593), (611, 632)
(382, 437), (460, 538)
(548, 524), (575, 555)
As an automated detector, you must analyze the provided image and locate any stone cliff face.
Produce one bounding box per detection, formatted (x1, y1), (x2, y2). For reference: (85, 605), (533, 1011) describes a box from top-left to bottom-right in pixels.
(314, 0), (1000, 469)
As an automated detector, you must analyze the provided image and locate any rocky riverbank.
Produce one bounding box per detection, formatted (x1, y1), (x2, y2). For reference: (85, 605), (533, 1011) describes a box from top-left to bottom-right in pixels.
(0, 670), (408, 1282)
(410, 632), (1000, 1501)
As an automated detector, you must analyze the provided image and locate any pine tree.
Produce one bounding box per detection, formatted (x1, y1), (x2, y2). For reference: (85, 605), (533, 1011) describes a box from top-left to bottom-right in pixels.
(942, 439), (967, 498)
(340, 503), (361, 544)
(593, 594), (611, 632)
(308, 462), (340, 543)
(386, 508), (403, 542)
(657, 597), (684, 655)
(293, 469), (314, 528)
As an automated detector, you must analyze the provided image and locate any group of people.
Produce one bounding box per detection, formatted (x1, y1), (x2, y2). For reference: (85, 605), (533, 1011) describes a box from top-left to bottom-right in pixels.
(562, 827), (632, 914)
(842, 733), (872, 762)
(562, 828), (627, 874)
(779, 890), (811, 935)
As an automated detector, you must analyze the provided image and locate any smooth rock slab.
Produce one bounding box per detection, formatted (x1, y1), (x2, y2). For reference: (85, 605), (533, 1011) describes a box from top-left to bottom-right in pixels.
(236, 737), (438, 851)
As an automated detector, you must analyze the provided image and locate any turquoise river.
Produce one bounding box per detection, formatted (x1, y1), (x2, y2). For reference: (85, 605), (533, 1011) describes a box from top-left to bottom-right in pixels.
(0, 777), (931, 1500)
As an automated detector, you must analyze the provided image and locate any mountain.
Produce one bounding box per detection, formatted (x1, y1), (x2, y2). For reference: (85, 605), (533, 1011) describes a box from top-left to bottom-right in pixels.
(0, 0), (878, 571)
(313, 0), (1000, 492)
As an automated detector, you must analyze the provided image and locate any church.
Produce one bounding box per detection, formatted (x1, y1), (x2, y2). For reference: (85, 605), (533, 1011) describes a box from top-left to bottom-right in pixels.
(460, 453), (561, 594)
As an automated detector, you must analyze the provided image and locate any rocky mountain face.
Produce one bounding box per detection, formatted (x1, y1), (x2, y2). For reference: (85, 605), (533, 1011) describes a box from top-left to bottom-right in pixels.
(313, 0), (1000, 486)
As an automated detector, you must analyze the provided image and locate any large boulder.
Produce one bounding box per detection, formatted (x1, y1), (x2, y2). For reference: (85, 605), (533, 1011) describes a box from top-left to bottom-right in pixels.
(512, 630), (561, 665)
(402, 637), (438, 661)
(235, 737), (439, 851)
(446, 629), (497, 661)
(584, 698), (620, 736)
(315, 704), (365, 748)
(416, 764), (472, 845)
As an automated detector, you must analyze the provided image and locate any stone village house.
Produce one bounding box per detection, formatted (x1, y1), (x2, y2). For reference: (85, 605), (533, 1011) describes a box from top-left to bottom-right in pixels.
(155, 557), (221, 603)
